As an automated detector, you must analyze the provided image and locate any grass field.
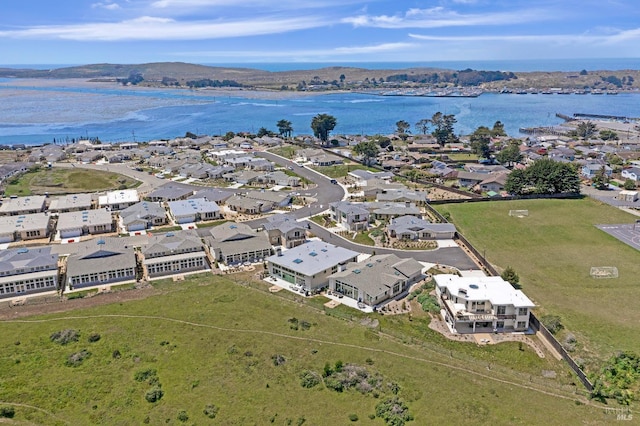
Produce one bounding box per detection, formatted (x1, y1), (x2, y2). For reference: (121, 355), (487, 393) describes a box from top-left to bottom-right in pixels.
(435, 198), (640, 368)
(0, 273), (612, 425)
(4, 168), (140, 196)
(310, 164), (379, 179)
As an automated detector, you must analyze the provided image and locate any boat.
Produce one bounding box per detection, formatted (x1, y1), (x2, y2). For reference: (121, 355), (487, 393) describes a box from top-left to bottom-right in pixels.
(606, 90), (619, 95)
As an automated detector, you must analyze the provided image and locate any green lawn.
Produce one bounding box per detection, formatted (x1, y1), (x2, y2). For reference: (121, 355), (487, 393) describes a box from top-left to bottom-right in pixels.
(435, 198), (640, 368)
(311, 164), (379, 179)
(269, 145), (299, 159)
(4, 168), (140, 196)
(0, 274), (611, 424)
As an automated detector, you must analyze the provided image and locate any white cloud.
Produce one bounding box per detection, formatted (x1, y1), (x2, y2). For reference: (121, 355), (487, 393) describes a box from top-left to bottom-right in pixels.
(173, 42), (418, 59)
(343, 7), (548, 28)
(408, 30), (640, 45)
(92, 2), (121, 10)
(0, 16), (325, 41)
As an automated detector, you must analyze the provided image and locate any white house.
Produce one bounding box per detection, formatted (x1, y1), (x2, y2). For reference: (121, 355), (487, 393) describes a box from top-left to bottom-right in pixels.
(434, 274), (535, 334)
(329, 201), (370, 231)
(167, 198), (221, 224)
(0, 246), (59, 299)
(621, 167), (640, 182)
(56, 209), (114, 239)
(98, 189), (140, 210)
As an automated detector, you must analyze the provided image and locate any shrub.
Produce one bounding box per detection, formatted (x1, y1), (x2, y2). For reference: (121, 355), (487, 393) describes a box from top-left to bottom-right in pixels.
(0, 406), (15, 418)
(272, 354), (286, 366)
(145, 387), (164, 403)
(112, 350), (122, 359)
(300, 320), (311, 330)
(300, 370), (321, 389)
(65, 350), (91, 367)
(88, 333), (101, 343)
(541, 315), (563, 334)
(375, 397), (414, 426)
(203, 404), (219, 419)
(349, 413), (359, 422)
(177, 410), (188, 422)
(134, 368), (158, 383)
(50, 329), (79, 345)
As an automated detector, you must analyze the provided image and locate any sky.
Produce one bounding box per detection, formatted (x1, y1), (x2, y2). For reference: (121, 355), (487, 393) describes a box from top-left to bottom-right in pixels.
(1, 0), (639, 65)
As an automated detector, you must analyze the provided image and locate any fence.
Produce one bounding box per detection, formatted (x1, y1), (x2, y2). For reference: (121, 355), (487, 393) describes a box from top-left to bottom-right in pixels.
(425, 202), (595, 393)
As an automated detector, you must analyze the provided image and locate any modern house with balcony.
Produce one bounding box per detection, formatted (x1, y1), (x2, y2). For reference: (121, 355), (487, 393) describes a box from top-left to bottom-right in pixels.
(329, 201), (369, 231)
(434, 274), (535, 334)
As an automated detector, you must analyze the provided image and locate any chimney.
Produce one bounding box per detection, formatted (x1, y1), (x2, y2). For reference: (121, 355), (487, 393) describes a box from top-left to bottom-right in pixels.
(276, 248), (282, 257)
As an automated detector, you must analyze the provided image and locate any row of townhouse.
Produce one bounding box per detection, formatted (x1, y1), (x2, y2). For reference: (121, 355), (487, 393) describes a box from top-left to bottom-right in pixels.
(3, 216), (308, 299)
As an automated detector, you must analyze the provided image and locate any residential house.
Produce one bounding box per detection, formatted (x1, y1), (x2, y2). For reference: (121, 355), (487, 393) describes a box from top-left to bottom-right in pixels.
(0, 195), (47, 216)
(457, 171), (488, 188)
(0, 213), (52, 242)
(328, 254), (424, 306)
(202, 222), (273, 265)
(434, 274), (535, 333)
(146, 183), (194, 202)
(244, 191), (291, 210)
(478, 172), (509, 193)
(258, 171), (301, 187)
(65, 238), (137, 291)
(310, 153), (343, 166)
(56, 209), (114, 239)
(266, 240), (359, 293)
(223, 170), (261, 185)
(0, 163), (30, 185)
(0, 246), (59, 299)
(48, 193), (93, 213)
(376, 189), (429, 206)
(263, 215), (308, 248)
(387, 215), (456, 240)
(348, 169), (394, 186)
(364, 202), (421, 221)
(142, 230), (209, 278)
(329, 201), (370, 231)
(120, 201), (167, 232)
(167, 198), (221, 224)
(621, 167), (640, 182)
(98, 189), (139, 210)
(361, 180), (407, 197)
(189, 188), (235, 204)
(582, 163), (612, 179)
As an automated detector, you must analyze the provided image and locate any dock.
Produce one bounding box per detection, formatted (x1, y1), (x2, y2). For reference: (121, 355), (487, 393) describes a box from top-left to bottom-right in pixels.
(573, 113), (639, 122)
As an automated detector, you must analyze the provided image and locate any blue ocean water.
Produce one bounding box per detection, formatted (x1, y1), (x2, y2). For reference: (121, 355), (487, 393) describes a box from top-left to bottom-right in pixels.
(1, 78), (640, 145)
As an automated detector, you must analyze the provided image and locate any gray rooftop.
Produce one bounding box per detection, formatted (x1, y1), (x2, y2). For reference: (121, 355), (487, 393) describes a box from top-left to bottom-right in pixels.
(0, 195), (47, 215)
(244, 190), (291, 204)
(147, 183), (194, 200)
(120, 201), (166, 225)
(66, 237), (137, 278)
(330, 201), (369, 216)
(267, 241), (359, 277)
(0, 213), (51, 233)
(203, 222), (257, 242)
(168, 198), (220, 217)
(329, 254), (423, 297)
(0, 246), (58, 277)
(263, 214), (307, 233)
(189, 188), (235, 203)
(48, 193), (93, 212)
(142, 229), (204, 258)
(388, 215), (456, 235)
(57, 209), (113, 230)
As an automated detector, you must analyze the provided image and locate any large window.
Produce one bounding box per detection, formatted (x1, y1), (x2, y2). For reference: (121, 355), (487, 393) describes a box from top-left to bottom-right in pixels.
(517, 308), (528, 316)
(334, 280), (358, 299)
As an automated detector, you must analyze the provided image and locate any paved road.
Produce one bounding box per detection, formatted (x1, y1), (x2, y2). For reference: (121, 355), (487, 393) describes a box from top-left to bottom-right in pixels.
(55, 151), (478, 270)
(305, 221), (478, 270)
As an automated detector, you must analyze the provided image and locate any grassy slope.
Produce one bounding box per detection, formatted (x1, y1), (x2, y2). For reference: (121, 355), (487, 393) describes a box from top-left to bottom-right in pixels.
(0, 275), (609, 425)
(436, 198), (640, 364)
(4, 168), (140, 196)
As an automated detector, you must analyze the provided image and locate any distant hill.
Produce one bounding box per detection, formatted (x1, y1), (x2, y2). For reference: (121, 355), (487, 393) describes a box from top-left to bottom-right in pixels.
(0, 62), (638, 91)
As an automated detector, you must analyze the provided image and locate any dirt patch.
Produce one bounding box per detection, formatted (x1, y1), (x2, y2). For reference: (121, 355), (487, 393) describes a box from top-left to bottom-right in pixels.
(0, 286), (160, 320)
(324, 300), (341, 309)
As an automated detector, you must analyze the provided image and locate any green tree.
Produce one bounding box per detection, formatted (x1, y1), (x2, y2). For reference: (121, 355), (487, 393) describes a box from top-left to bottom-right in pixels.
(592, 165), (610, 190)
(256, 127), (271, 138)
(599, 129), (618, 141)
(469, 126), (492, 159)
(495, 139), (523, 167)
(506, 158), (580, 195)
(395, 120), (411, 135)
(623, 179), (637, 190)
(501, 266), (520, 288)
(431, 112), (458, 146)
(491, 120), (506, 137)
(311, 114), (337, 145)
(353, 141), (379, 166)
(504, 168), (528, 195)
(576, 121), (597, 139)
(415, 118), (431, 135)
(276, 119), (293, 138)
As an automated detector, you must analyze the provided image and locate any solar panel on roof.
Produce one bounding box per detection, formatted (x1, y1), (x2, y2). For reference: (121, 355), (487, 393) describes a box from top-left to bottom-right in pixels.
(293, 258), (303, 264)
(309, 252), (317, 257)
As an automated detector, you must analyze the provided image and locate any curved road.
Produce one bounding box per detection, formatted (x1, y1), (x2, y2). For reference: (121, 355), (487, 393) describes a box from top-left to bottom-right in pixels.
(55, 150), (478, 270)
